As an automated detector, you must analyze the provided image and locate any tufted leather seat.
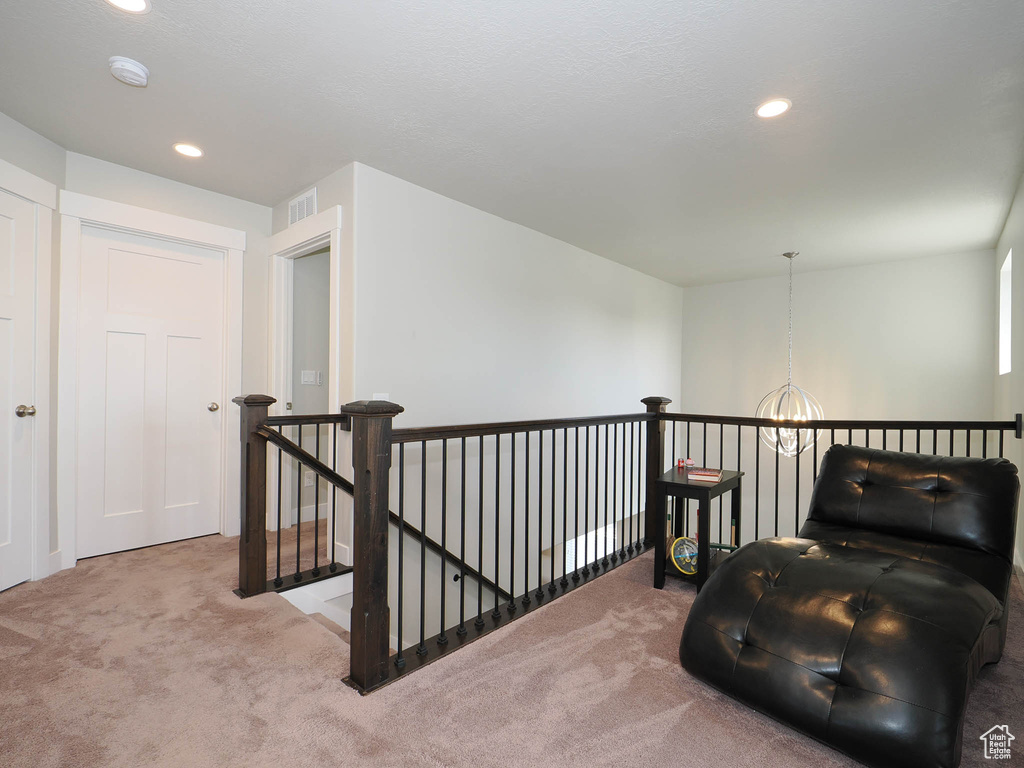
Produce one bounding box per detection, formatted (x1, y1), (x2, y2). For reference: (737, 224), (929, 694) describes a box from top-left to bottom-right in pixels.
(679, 445), (1019, 768)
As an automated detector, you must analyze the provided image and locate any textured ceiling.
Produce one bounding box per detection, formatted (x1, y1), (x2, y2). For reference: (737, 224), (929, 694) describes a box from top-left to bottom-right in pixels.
(2, 0), (1023, 285)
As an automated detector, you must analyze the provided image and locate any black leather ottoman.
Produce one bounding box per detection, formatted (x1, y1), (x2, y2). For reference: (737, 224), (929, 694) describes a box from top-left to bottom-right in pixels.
(679, 446), (1019, 768)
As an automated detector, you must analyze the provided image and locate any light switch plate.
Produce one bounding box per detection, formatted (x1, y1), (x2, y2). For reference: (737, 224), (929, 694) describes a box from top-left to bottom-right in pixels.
(372, 392), (389, 401)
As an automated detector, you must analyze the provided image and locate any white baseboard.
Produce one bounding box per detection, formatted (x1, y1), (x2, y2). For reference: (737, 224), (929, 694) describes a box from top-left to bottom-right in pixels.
(50, 549), (75, 575)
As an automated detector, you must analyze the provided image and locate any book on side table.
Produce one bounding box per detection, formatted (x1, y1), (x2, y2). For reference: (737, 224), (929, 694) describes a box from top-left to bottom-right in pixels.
(686, 467), (723, 482)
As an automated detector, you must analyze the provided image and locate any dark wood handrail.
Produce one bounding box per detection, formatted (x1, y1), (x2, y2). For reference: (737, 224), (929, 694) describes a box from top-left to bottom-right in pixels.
(266, 413), (351, 428)
(392, 412), (653, 443)
(259, 426), (352, 490)
(661, 411), (1023, 437)
(257, 425), (510, 601)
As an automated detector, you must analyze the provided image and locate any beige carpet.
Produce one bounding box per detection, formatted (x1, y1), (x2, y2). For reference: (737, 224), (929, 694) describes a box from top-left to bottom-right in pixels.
(1, 534), (1021, 768)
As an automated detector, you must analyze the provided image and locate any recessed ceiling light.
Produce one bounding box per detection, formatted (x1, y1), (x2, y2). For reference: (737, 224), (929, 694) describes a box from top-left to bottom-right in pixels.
(756, 98), (792, 118)
(104, 0), (151, 13)
(173, 143), (203, 158)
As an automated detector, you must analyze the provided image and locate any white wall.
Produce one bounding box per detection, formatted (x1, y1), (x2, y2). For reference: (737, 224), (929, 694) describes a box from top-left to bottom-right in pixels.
(352, 163), (682, 424)
(680, 250), (996, 420)
(0, 112), (65, 189)
(995, 171), (1024, 567)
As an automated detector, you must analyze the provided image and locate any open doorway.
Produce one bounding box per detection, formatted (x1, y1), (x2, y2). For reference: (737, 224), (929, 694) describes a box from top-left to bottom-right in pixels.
(291, 248), (330, 417)
(266, 205), (353, 565)
(288, 248), (331, 534)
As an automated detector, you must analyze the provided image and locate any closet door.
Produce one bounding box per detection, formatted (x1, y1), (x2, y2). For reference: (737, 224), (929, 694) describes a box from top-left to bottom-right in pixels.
(0, 188), (36, 591)
(76, 226), (225, 558)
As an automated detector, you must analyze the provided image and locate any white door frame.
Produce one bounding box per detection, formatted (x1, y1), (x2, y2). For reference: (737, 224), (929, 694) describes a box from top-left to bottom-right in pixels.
(0, 158), (55, 581)
(267, 205), (352, 561)
(57, 191), (245, 567)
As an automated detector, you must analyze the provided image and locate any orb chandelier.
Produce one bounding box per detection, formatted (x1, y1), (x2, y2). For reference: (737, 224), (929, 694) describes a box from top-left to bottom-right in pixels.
(756, 252), (823, 456)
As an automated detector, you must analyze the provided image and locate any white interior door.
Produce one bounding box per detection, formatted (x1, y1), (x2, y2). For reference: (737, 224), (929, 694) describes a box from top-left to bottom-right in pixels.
(76, 226), (224, 558)
(0, 189), (36, 591)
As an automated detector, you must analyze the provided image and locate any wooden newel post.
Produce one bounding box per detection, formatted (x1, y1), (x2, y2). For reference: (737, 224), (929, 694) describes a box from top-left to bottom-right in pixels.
(232, 394), (276, 598)
(641, 396), (672, 548)
(342, 399), (404, 693)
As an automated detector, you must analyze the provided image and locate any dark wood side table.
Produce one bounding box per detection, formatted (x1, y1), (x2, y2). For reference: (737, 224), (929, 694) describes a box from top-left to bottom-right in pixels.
(653, 467), (743, 592)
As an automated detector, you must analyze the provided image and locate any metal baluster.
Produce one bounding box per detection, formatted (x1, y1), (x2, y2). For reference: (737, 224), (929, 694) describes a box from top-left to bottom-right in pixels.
(774, 430), (780, 538)
(966, 430), (971, 457)
(330, 423), (338, 572)
(492, 435), (501, 620)
(476, 435), (485, 630)
(622, 423), (630, 557)
(686, 422), (692, 537)
(549, 428), (557, 593)
(1000, 430), (1005, 458)
(522, 432), (531, 607)
(983, 429), (988, 459)
(620, 423), (627, 560)
(611, 423), (619, 563)
(509, 433), (517, 614)
(584, 426), (590, 572)
(295, 427), (303, 582)
(418, 441), (428, 656)
(573, 427), (581, 581)
(396, 444), (406, 668)
(439, 440), (448, 645)
(672, 421), (677, 465)
(313, 424), (321, 577)
(602, 424), (610, 568)
(899, 430), (904, 452)
(794, 435), (800, 536)
(718, 423), (724, 546)
(915, 430), (920, 453)
(812, 426), (818, 484)
(847, 428), (852, 446)
(933, 429), (938, 455)
(458, 437), (467, 636)
(754, 428), (760, 542)
(638, 419), (645, 548)
(561, 428), (569, 587)
(882, 429), (887, 450)
(536, 431), (545, 600)
(275, 431), (283, 588)
(949, 430), (954, 456)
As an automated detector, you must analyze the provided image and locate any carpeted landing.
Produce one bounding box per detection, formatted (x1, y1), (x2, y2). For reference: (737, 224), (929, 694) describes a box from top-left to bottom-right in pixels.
(1, 534), (1021, 768)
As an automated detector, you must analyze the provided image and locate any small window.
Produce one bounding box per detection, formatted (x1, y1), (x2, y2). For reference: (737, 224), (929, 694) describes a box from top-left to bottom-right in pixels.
(999, 250), (1012, 375)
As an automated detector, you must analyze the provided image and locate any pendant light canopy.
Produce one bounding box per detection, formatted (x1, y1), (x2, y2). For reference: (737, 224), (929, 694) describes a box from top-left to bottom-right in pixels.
(756, 252), (823, 456)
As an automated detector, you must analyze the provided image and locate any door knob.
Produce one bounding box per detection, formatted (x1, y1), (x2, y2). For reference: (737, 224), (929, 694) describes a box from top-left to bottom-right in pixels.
(15, 405), (36, 417)
(208, 402), (220, 412)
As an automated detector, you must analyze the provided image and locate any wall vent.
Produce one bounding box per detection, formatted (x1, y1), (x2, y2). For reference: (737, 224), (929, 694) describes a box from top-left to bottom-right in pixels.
(288, 187), (318, 226)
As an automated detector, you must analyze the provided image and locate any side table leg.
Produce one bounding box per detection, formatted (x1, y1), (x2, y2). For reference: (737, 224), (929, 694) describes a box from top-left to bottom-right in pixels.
(732, 478), (742, 547)
(697, 490), (711, 591)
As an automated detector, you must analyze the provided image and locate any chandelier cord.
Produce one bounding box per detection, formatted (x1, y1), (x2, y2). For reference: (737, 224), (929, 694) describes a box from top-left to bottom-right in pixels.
(787, 254), (793, 390)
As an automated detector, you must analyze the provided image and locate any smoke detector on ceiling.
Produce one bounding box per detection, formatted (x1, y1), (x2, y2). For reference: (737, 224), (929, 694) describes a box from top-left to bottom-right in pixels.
(109, 56), (149, 87)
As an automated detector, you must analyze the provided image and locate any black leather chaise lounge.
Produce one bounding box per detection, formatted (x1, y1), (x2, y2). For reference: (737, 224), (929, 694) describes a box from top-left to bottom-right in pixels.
(679, 445), (1020, 768)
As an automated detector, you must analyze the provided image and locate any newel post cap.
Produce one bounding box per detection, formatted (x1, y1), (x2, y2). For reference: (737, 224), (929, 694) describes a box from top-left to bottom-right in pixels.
(641, 396), (672, 410)
(341, 399), (405, 417)
(232, 394), (277, 407)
